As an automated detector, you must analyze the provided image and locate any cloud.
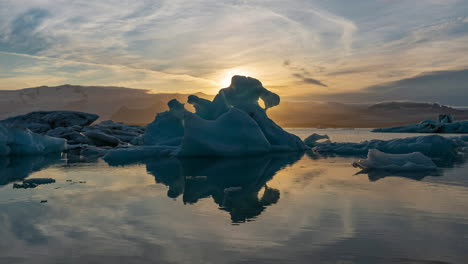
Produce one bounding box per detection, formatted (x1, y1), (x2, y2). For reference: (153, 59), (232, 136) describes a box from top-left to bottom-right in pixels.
(0, 0), (467, 100)
(293, 73), (328, 87)
(0, 8), (52, 54)
(283, 59), (328, 87)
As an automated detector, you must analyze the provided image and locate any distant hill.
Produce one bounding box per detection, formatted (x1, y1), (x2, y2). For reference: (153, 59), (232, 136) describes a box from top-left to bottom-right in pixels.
(0, 84), (211, 123)
(268, 101), (468, 128)
(1, 85), (468, 128)
(312, 69), (468, 106)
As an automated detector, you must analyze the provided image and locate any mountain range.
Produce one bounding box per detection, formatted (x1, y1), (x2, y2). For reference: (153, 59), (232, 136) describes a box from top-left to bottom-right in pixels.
(1, 84), (467, 128)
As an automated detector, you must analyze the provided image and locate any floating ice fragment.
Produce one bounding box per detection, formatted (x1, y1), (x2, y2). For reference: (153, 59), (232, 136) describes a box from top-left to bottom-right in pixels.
(13, 178), (56, 189)
(0, 111), (98, 133)
(352, 149), (438, 171)
(0, 125), (66, 156)
(310, 134), (462, 159)
(23, 178), (56, 185)
(373, 115), (468, 133)
(304, 133), (330, 147)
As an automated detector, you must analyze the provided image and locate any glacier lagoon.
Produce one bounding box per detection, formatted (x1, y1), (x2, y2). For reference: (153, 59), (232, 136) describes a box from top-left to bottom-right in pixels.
(0, 128), (468, 264)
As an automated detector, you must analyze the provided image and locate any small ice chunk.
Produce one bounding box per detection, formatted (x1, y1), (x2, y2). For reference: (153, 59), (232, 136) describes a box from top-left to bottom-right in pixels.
(352, 149), (437, 171)
(438, 114), (454, 124)
(23, 178), (56, 185)
(14, 178), (56, 189)
(13, 182), (37, 189)
(304, 133), (330, 147)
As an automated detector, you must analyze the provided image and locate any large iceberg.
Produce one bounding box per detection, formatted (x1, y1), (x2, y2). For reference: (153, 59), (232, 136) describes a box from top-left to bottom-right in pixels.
(0, 125), (66, 156)
(352, 149), (438, 171)
(137, 99), (185, 146)
(372, 114), (468, 133)
(105, 75), (306, 159)
(178, 108), (271, 156)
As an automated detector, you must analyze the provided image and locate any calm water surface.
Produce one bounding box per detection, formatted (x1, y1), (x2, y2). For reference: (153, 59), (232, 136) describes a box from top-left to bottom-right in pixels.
(0, 129), (467, 264)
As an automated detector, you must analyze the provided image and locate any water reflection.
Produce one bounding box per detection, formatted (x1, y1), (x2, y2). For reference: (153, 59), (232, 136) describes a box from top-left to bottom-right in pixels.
(354, 169), (443, 182)
(306, 148), (467, 182)
(0, 154), (62, 186)
(108, 152), (304, 223)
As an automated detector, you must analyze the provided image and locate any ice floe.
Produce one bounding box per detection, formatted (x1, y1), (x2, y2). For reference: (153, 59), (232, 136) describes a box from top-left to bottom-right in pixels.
(352, 149), (437, 171)
(306, 134), (464, 159)
(372, 114), (468, 133)
(0, 125), (66, 156)
(0, 111), (98, 133)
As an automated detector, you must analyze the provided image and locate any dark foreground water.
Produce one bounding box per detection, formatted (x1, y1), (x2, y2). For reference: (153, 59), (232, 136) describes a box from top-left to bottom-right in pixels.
(0, 129), (467, 264)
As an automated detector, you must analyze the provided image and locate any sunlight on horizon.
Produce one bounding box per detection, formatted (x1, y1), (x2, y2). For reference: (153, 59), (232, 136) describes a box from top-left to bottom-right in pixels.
(218, 68), (258, 88)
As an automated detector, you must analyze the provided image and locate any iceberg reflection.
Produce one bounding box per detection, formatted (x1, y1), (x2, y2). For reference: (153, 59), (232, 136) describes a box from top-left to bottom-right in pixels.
(0, 154), (62, 186)
(107, 152), (304, 223)
(355, 169), (443, 182)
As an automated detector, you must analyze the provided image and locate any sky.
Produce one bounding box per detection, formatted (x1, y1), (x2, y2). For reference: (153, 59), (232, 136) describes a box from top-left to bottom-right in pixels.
(0, 0), (467, 97)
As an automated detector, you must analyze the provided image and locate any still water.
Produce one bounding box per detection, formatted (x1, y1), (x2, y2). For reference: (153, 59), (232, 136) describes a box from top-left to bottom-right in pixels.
(0, 129), (467, 264)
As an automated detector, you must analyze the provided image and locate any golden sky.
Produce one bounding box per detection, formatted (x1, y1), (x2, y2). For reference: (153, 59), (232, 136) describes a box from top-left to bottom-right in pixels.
(1, 0), (468, 98)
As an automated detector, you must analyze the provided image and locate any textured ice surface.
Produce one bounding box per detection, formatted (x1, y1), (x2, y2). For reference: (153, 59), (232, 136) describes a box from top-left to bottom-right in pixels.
(304, 133), (330, 147)
(373, 115), (468, 133)
(178, 108), (271, 156)
(0, 125), (66, 156)
(83, 120), (145, 143)
(46, 127), (89, 145)
(0, 111), (98, 133)
(184, 76), (305, 153)
(353, 149), (437, 171)
(241, 104), (307, 152)
(307, 134), (464, 159)
(128, 75), (306, 157)
(141, 99), (185, 146)
(83, 131), (120, 147)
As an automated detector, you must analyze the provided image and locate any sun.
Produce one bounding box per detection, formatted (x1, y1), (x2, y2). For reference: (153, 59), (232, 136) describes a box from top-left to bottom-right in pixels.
(218, 68), (256, 87)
